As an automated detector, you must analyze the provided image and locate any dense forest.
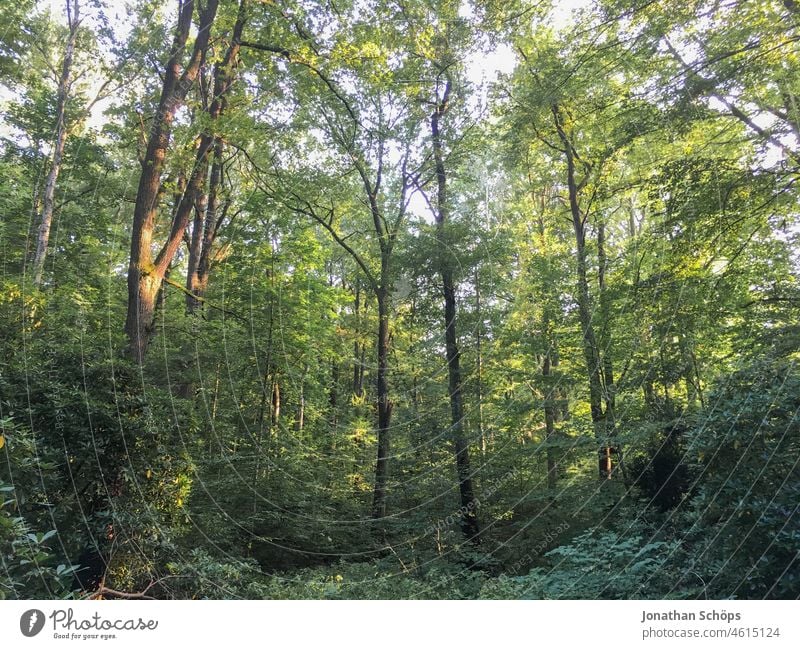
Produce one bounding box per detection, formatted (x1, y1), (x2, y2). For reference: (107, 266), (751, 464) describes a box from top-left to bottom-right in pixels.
(1, 0), (799, 600)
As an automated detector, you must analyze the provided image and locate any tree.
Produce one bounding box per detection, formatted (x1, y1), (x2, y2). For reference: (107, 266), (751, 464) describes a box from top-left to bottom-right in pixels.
(506, 28), (632, 478)
(243, 1), (430, 520)
(405, 0), (482, 542)
(2, 0), (799, 603)
(185, 0), (248, 313)
(30, 0), (80, 287)
(125, 0), (219, 362)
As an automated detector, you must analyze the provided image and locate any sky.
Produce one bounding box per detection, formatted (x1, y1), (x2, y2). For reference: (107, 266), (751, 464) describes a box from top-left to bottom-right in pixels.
(5, 1), (793, 233)
(1, 0), (590, 143)
(31, 0), (592, 87)
(465, 0), (593, 85)
(5, 0), (789, 166)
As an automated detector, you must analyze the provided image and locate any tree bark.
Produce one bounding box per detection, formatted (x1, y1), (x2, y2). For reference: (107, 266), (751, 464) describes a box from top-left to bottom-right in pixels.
(125, 0), (219, 362)
(328, 361), (339, 430)
(256, 258), (275, 445)
(371, 289), (392, 519)
(186, 0), (247, 312)
(431, 76), (480, 542)
(537, 211), (560, 490)
(551, 103), (612, 479)
(597, 217), (618, 474)
(296, 364), (307, 432)
(542, 353), (559, 490)
(32, 0), (80, 287)
(352, 281), (365, 396)
(268, 378), (281, 452)
(475, 267), (487, 454)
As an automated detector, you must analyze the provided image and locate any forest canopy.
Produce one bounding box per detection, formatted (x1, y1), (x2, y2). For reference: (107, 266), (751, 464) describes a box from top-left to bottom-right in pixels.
(1, 0), (799, 600)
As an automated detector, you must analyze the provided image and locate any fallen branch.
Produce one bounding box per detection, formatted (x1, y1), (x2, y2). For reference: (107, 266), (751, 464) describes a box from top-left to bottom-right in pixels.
(86, 585), (156, 600)
(84, 575), (184, 600)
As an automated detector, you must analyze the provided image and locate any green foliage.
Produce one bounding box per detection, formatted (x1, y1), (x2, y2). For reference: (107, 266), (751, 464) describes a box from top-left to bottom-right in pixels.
(0, 417), (78, 599)
(1, 0), (799, 601)
(480, 522), (687, 599)
(166, 550), (490, 599)
(682, 356), (800, 598)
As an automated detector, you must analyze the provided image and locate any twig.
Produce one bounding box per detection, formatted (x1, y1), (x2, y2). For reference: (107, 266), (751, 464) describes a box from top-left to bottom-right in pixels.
(162, 276), (247, 322)
(84, 575), (184, 600)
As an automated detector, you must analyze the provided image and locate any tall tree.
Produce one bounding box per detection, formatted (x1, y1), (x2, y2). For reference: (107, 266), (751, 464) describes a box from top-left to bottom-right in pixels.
(31, 0), (80, 287)
(125, 0), (219, 362)
(244, 2), (428, 520)
(429, 70), (480, 541)
(186, 0), (248, 313)
(550, 101), (614, 477)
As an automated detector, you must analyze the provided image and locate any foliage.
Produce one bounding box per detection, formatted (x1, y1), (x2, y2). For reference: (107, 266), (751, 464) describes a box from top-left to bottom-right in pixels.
(1, 0), (798, 600)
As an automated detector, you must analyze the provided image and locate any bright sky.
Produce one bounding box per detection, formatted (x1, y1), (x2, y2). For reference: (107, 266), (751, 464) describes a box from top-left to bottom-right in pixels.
(2, 0), (591, 138)
(8, 0), (791, 230)
(34, 0), (591, 86)
(465, 0), (592, 85)
(0, 0), (601, 228)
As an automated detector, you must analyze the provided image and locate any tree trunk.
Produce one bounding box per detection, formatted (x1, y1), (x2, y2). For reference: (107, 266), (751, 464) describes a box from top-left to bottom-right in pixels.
(542, 353), (558, 490)
(296, 364), (307, 432)
(32, 0), (80, 287)
(371, 290), (392, 519)
(352, 282), (365, 396)
(570, 164), (608, 477)
(268, 378), (281, 453)
(537, 212), (560, 491)
(271, 380), (281, 429)
(328, 361), (339, 430)
(597, 217), (618, 475)
(552, 103), (611, 479)
(431, 77), (480, 542)
(186, 174), (207, 313)
(256, 265), (275, 444)
(475, 267), (486, 455)
(125, 0), (219, 362)
(186, 0), (247, 312)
